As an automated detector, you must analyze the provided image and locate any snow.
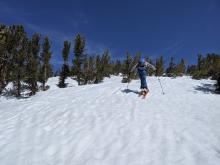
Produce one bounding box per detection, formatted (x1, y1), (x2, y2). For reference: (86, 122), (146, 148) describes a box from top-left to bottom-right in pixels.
(0, 76), (220, 165)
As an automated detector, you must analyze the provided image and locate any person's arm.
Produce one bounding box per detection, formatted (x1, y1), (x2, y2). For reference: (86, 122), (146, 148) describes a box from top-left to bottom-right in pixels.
(130, 63), (138, 72)
(145, 61), (156, 70)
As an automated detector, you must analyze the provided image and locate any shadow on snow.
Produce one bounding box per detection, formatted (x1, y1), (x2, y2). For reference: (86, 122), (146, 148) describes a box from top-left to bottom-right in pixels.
(194, 83), (220, 94)
(121, 89), (140, 95)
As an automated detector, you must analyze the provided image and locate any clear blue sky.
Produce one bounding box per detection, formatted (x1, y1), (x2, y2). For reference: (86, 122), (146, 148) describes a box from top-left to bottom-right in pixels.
(1, 0), (220, 69)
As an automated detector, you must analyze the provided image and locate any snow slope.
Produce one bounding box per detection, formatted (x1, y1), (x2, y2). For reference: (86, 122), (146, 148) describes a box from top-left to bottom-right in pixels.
(0, 76), (220, 165)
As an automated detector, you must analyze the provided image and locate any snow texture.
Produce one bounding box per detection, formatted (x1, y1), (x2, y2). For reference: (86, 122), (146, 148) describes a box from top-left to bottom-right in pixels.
(0, 76), (220, 165)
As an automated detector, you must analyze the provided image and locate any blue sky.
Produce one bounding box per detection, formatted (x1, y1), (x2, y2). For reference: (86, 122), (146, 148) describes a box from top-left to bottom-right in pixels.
(1, 0), (220, 69)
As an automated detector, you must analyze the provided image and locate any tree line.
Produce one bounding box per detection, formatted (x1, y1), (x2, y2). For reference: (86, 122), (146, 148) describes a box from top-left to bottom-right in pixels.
(120, 53), (220, 91)
(187, 54), (220, 91)
(120, 54), (187, 82)
(0, 24), (52, 97)
(1, 24), (219, 98)
(58, 46), (187, 87)
(0, 24), (114, 97)
(58, 34), (113, 87)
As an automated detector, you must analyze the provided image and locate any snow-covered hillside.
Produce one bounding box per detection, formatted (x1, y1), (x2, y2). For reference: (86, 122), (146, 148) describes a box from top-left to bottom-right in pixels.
(0, 76), (220, 165)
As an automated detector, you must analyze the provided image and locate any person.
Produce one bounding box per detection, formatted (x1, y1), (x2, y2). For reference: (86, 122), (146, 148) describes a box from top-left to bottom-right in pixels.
(131, 58), (156, 96)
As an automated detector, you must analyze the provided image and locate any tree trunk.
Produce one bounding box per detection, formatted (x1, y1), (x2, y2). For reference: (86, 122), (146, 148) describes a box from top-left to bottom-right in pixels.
(43, 64), (46, 90)
(31, 80), (37, 95)
(77, 74), (80, 85)
(0, 60), (7, 94)
(17, 73), (21, 97)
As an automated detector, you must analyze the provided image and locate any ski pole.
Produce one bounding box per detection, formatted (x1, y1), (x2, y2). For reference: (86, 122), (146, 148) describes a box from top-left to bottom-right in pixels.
(157, 77), (165, 95)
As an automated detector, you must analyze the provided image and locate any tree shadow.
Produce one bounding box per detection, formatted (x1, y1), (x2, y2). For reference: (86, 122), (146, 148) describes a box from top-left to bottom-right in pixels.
(194, 83), (220, 94)
(1, 88), (30, 99)
(56, 83), (69, 88)
(0, 84), (35, 99)
(121, 89), (140, 95)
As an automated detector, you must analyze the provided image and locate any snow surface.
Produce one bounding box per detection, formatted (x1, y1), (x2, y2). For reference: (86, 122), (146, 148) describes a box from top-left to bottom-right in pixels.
(0, 76), (220, 165)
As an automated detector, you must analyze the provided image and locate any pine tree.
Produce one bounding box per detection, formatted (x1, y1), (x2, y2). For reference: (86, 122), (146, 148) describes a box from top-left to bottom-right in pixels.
(187, 65), (197, 75)
(94, 55), (103, 83)
(131, 52), (141, 79)
(113, 60), (122, 75)
(206, 53), (220, 79)
(189, 53), (220, 91)
(87, 56), (96, 83)
(122, 52), (133, 83)
(0, 25), (8, 45)
(166, 57), (176, 77)
(204, 54), (220, 90)
(0, 25), (19, 94)
(0, 25), (9, 94)
(72, 34), (85, 85)
(25, 33), (40, 95)
(156, 56), (164, 76)
(193, 54), (206, 79)
(197, 54), (203, 71)
(176, 58), (186, 76)
(58, 41), (71, 88)
(39, 37), (52, 91)
(10, 25), (27, 97)
(101, 49), (111, 78)
(93, 50), (112, 84)
(145, 57), (155, 76)
(82, 54), (89, 84)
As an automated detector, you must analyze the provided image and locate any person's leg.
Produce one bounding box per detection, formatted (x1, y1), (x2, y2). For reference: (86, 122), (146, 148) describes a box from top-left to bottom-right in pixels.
(138, 70), (147, 94)
(139, 71), (145, 89)
(141, 71), (148, 89)
(138, 71), (143, 95)
(142, 77), (148, 89)
(141, 71), (149, 95)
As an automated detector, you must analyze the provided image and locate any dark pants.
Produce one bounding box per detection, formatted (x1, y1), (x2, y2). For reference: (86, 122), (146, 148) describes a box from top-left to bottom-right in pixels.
(138, 67), (148, 89)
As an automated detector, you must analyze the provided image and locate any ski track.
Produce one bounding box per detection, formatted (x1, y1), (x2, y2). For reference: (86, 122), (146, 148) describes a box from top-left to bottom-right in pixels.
(0, 76), (220, 165)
